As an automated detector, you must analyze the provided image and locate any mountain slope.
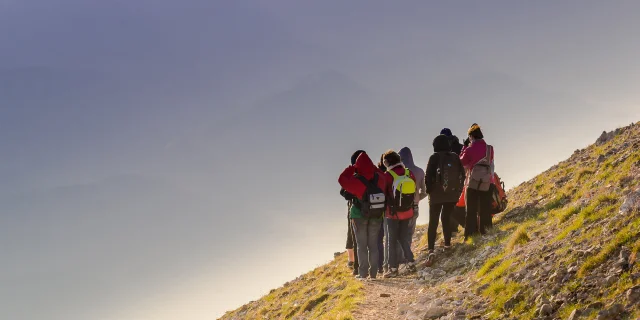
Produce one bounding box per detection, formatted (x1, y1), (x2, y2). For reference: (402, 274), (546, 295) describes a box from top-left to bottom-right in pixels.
(221, 121), (640, 320)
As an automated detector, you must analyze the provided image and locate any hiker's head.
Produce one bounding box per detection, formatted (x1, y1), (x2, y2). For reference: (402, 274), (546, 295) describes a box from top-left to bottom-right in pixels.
(353, 151), (376, 178)
(398, 147), (414, 166)
(378, 154), (387, 171)
(433, 134), (451, 152)
(468, 123), (484, 141)
(440, 128), (453, 137)
(382, 150), (402, 168)
(351, 150), (365, 165)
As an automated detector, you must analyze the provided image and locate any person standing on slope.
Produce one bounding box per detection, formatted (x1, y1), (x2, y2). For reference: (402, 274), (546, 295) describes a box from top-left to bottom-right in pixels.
(440, 128), (466, 235)
(339, 150), (365, 275)
(460, 124), (495, 239)
(382, 150), (418, 278)
(338, 151), (386, 280)
(425, 135), (465, 256)
(398, 147), (427, 246)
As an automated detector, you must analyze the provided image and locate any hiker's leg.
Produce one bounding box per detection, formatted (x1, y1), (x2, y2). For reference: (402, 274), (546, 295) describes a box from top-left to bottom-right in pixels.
(397, 240), (405, 264)
(377, 221), (384, 271)
(408, 205), (419, 246)
(441, 203), (455, 246)
(479, 190), (493, 233)
(465, 188), (480, 238)
(346, 217), (355, 262)
(383, 218), (390, 270)
(387, 218), (400, 269)
(428, 203), (442, 250)
(399, 219), (414, 262)
(351, 219), (359, 271)
(368, 219), (382, 278)
(353, 219), (369, 277)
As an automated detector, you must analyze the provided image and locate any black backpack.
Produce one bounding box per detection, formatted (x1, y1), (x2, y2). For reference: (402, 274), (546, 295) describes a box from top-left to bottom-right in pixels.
(356, 174), (386, 219)
(436, 152), (463, 195)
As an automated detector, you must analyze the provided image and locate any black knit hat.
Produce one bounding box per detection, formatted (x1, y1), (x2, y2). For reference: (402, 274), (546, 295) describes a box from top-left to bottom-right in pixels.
(351, 150), (365, 165)
(468, 123), (484, 139)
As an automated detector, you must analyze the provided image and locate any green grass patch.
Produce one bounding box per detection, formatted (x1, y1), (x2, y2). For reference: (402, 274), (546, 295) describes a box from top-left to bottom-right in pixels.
(477, 253), (505, 278)
(576, 168), (595, 180)
(556, 206), (580, 223)
(506, 226), (530, 252)
(579, 217), (640, 276)
(545, 195), (567, 210)
(480, 257), (516, 284)
(481, 280), (525, 314)
(553, 215), (584, 243)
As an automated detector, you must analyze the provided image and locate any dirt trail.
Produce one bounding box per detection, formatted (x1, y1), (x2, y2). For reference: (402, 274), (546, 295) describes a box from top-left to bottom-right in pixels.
(352, 277), (416, 320)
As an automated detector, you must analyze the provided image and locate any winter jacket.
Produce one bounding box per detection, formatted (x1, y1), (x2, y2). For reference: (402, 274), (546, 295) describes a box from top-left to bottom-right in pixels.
(384, 164), (416, 220)
(398, 147), (427, 205)
(459, 139), (495, 187)
(460, 139), (494, 170)
(338, 152), (386, 219)
(426, 135), (465, 204)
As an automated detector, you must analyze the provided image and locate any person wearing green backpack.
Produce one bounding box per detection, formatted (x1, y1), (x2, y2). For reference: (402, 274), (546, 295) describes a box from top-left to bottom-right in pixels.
(382, 150), (418, 278)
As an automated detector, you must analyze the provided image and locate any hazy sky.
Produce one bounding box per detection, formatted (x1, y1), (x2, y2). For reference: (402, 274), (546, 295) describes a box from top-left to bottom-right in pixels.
(1, 1), (639, 319)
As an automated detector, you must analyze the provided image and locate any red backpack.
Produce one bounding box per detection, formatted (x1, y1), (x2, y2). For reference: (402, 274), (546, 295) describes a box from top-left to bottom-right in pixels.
(456, 172), (508, 215)
(490, 172), (508, 214)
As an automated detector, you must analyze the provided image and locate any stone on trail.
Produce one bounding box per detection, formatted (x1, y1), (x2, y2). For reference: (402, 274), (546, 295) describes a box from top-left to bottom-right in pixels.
(422, 305), (449, 319)
(567, 309), (581, 320)
(620, 188), (640, 214)
(380, 293), (391, 298)
(539, 303), (553, 317)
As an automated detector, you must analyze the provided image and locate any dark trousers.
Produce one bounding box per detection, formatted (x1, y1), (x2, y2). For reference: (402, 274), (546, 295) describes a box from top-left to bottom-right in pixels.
(386, 218), (414, 269)
(352, 218), (382, 278)
(465, 187), (493, 238)
(428, 202), (455, 250)
(377, 222), (384, 270)
(451, 206), (466, 230)
(346, 216), (358, 271)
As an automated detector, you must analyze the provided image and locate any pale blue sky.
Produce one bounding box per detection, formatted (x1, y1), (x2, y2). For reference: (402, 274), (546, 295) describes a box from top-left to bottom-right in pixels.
(1, 1), (639, 319)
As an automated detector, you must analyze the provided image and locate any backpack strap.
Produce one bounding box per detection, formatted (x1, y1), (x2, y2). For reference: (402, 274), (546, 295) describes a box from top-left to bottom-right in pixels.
(356, 174), (381, 192)
(388, 169), (399, 179)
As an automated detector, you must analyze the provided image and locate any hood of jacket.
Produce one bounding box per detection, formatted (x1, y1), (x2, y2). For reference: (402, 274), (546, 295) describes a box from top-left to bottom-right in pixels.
(433, 134), (451, 152)
(398, 147), (416, 168)
(354, 152), (377, 180)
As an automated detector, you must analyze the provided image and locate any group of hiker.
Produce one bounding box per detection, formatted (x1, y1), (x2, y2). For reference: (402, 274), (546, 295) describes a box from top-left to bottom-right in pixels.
(338, 123), (507, 280)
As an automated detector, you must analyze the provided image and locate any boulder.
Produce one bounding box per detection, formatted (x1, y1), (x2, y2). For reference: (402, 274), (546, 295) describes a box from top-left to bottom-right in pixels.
(567, 309), (581, 320)
(626, 285), (640, 303)
(539, 303), (553, 317)
(620, 188), (640, 214)
(422, 306), (449, 319)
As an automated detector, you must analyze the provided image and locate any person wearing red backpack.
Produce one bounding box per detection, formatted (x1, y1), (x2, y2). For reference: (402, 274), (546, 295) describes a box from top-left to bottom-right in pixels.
(381, 150), (418, 278)
(460, 124), (495, 239)
(338, 151), (386, 280)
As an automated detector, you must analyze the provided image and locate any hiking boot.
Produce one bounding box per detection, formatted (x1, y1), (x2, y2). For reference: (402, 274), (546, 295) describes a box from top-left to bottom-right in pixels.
(383, 268), (399, 278)
(425, 250), (436, 267)
(347, 261), (354, 268)
(383, 265), (389, 274)
(355, 274), (368, 280)
(407, 262), (417, 273)
(444, 244), (452, 250)
(352, 269), (359, 276)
